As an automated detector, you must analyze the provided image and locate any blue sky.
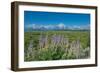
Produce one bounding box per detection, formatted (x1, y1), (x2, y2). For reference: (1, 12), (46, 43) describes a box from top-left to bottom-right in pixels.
(24, 11), (90, 31)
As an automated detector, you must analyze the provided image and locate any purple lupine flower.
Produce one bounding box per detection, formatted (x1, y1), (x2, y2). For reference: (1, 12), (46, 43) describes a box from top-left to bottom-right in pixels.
(39, 34), (48, 49)
(27, 40), (33, 57)
(70, 39), (82, 58)
(39, 35), (45, 49)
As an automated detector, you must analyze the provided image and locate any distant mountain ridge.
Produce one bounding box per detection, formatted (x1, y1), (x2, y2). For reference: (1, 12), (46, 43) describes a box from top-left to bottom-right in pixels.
(24, 23), (90, 31)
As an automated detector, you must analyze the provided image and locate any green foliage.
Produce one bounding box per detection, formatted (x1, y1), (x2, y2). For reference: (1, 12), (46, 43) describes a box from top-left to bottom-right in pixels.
(24, 30), (90, 61)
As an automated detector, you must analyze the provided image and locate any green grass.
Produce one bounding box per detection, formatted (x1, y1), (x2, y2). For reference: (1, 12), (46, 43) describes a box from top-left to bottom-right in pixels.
(24, 30), (90, 61)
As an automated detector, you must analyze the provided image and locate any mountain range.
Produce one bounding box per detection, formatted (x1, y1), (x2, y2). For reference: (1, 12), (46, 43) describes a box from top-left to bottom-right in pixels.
(24, 23), (90, 31)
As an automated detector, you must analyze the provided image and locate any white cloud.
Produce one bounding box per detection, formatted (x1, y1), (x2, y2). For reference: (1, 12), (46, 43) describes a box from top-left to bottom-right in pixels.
(57, 23), (65, 29)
